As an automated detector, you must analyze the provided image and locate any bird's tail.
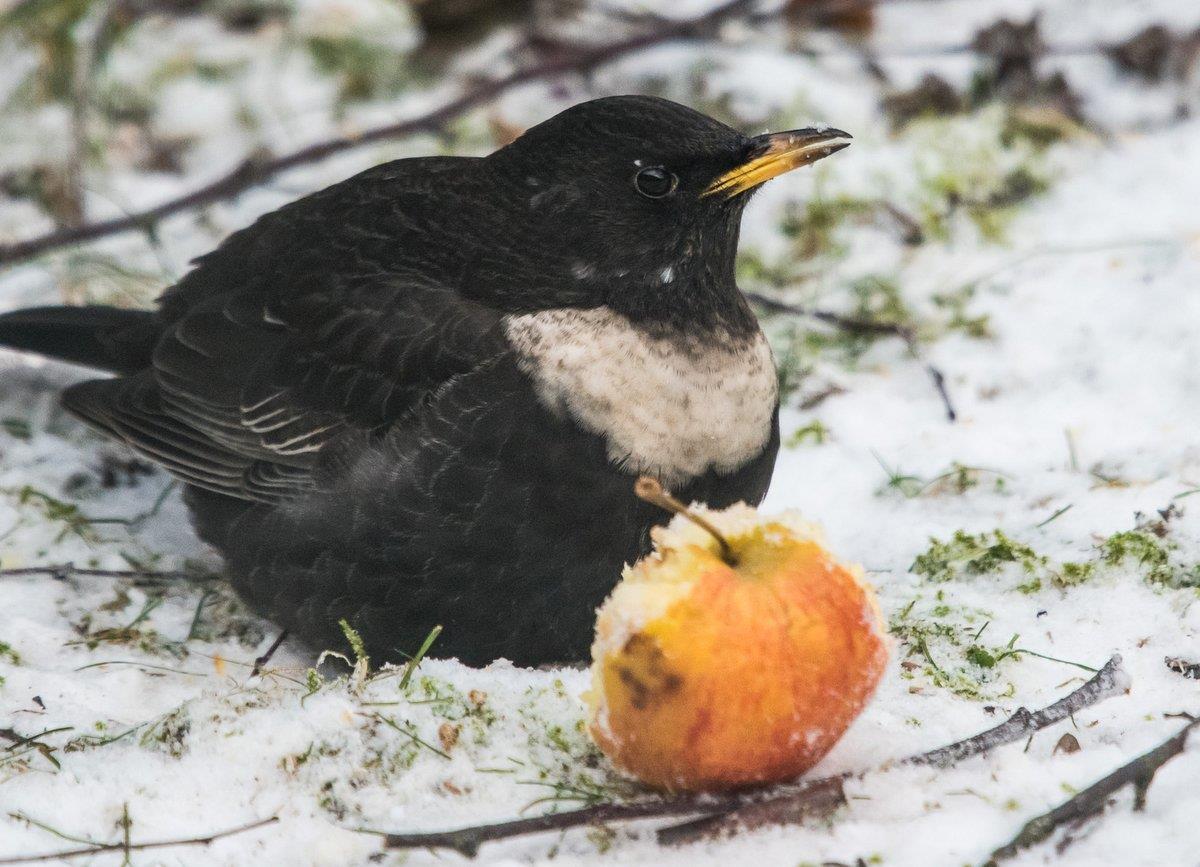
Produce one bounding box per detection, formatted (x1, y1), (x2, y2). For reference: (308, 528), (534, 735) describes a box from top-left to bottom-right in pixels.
(0, 305), (160, 374)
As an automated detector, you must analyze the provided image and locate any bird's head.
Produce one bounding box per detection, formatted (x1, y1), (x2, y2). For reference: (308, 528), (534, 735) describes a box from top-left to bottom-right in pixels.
(482, 95), (850, 331)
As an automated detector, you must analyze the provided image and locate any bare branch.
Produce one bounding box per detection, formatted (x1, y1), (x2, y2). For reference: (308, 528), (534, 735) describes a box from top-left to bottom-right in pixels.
(655, 776), (846, 845)
(0, 816), (278, 865)
(0, 563), (209, 582)
(383, 800), (711, 858)
(250, 630), (290, 678)
(913, 655), (1128, 768)
(656, 654), (1128, 844)
(0, 0), (761, 268)
(381, 654), (1126, 856)
(744, 292), (959, 421)
(985, 716), (1199, 864)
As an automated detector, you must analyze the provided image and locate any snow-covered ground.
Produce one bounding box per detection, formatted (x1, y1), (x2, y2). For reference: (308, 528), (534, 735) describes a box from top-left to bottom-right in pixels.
(1, 0), (1198, 864)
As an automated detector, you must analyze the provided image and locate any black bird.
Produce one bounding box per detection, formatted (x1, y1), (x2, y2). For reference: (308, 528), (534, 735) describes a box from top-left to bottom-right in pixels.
(0, 96), (849, 666)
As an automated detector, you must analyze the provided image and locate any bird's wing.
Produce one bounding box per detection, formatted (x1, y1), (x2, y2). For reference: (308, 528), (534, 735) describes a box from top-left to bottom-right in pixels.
(62, 155), (509, 502)
(65, 274), (507, 502)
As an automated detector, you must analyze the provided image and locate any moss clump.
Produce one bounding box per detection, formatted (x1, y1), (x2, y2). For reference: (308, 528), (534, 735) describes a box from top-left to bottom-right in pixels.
(907, 109), (1055, 244)
(888, 599), (1009, 699)
(69, 600), (188, 658)
(921, 463), (1008, 497)
(1052, 561), (1096, 587)
(317, 780), (350, 821)
(281, 741), (345, 775)
(338, 618), (367, 667)
(515, 680), (630, 805)
(4, 485), (101, 543)
(806, 275), (918, 366)
(849, 275), (914, 329)
(930, 285), (993, 339)
(920, 164), (1049, 242)
(0, 642), (20, 665)
(1, 418), (31, 440)
(911, 531), (1104, 591)
(303, 668), (323, 702)
(911, 530), (1047, 583)
(912, 520), (1198, 592)
(786, 420), (829, 447)
(140, 705), (190, 758)
(890, 596), (1094, 699)
(1001, 106), (1084, 149)
(964, 644), (999, 668)
(1099, 530), (1199, 587)
(305, 37), (421, 103)
(780, 191), (876, 260)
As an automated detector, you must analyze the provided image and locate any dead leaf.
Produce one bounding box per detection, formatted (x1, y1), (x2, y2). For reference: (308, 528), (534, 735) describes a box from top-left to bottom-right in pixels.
(438, 722), (460, 751)
(1053, 732), (1081, 755)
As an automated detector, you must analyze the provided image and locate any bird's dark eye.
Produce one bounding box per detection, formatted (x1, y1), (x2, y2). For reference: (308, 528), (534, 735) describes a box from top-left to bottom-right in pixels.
(634, 166), (677, 199)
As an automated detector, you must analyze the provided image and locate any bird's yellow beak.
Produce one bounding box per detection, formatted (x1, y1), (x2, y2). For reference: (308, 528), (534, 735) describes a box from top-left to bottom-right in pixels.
(703, 128), (852, 198)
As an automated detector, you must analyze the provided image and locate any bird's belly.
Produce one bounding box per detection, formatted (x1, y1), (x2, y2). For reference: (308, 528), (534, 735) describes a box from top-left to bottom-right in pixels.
(505, 307), (778, 487)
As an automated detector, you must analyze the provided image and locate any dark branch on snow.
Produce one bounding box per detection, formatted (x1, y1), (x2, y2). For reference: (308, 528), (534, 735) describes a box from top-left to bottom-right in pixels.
(0, 564), (209, 583)
(985, 715), (1199, 864)
(0, 0), (762, 268)
(745, 292), (959, 422)
(0, 816), (278, 865)
(381, 654), (1126, 856)
(656, 653), (1127, 844)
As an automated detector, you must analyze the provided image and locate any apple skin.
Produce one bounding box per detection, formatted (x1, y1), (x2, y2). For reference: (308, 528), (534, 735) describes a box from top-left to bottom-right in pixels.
(587, 506), (889, 792)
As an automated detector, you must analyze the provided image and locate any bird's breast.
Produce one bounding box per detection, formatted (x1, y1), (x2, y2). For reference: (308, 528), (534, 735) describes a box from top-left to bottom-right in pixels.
(505, 307), (778, 487)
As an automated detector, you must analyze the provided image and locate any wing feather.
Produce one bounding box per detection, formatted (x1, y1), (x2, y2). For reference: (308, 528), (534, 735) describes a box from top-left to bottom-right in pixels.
(68, 276), (504, 501)
(64, 156), (505, 501)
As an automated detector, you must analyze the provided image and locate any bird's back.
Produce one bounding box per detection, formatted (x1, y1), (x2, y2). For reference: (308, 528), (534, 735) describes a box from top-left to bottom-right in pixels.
(160, 156), (480, 322)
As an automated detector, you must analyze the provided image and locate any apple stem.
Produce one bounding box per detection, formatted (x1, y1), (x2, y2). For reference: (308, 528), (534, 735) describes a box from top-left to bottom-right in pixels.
(634, 476), (736, 564)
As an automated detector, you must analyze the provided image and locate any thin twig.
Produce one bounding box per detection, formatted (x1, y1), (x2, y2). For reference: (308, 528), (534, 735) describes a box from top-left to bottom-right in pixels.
(372, 713), (451, 761)
(0, 727), (73, 752)
(0, 815), (278, 865)
(381, 655), (1126, 856)
(250, 630), (289, 678)
(73, 660), (207, 677)
(985, 716), (1199, 864)
(745, 292), (958, 421)
(0, 564), (207, 582)
(900, 328), (958, 422)
(908, 655), (1126, 767)
(0, 726), (72, 771)
(0, 0), (762, 268)
(1035, 504), (1073, 528)
(383, 800), (707, 857)
(119, 804), (131, 866)
(7, 813), (101, 848)
(186, 588), (218, 642)
(655, 776), (847, 844)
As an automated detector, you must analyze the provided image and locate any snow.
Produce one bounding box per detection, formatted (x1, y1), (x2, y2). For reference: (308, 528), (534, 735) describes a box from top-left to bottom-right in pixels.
(1, 0), (1198, 864)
